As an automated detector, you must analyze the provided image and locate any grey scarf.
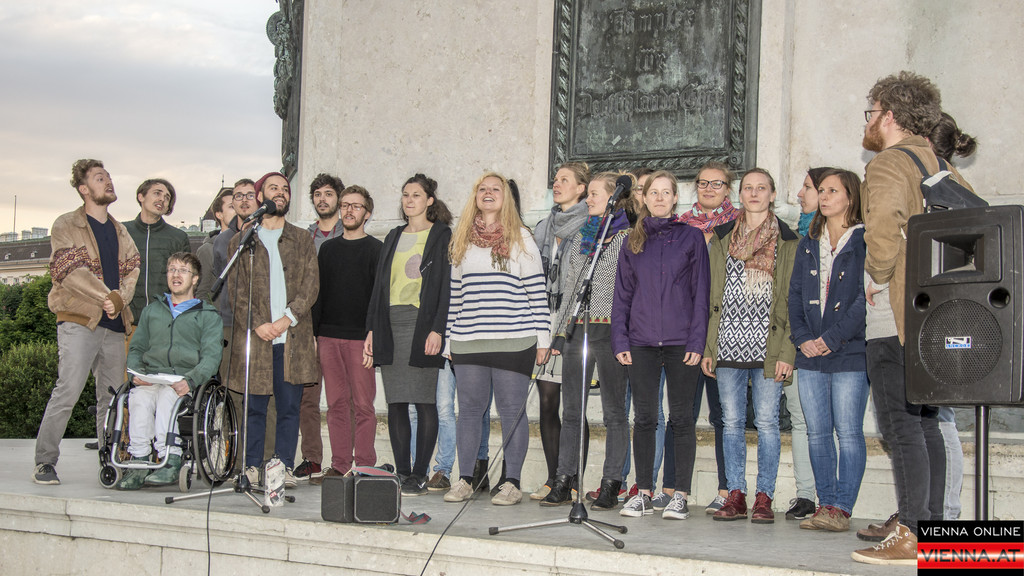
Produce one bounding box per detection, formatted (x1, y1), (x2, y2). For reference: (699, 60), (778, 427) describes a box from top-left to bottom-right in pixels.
(535, 201), (589, 310)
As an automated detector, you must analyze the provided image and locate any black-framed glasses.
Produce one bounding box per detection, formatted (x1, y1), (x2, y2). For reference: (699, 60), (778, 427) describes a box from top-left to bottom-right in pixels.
(233, 191), (256, 201)
(341, 202), (366, 212)
(864, 109), (884, 122)
(696, 179), (727, 190)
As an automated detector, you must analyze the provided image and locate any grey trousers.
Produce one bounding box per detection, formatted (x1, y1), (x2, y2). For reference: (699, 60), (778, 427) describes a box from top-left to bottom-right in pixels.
(454, 363), (530, 481)
(35, 322), (125, 466)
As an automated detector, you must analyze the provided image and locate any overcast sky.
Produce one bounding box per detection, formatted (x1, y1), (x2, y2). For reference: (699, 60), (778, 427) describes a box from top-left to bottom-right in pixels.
(0, 1), (282, 234)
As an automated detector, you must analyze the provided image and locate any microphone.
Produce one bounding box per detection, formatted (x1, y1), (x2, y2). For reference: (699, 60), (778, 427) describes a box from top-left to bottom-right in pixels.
(609, 175), (633, 205)
(244, 199), (277, 223)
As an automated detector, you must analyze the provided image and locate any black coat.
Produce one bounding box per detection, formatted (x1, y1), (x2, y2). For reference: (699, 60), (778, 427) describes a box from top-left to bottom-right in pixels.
(366, 222), (452, 369)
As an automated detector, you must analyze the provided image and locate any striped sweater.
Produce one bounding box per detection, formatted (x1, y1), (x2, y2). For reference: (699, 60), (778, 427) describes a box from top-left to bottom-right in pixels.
(445, 228), (552, 353)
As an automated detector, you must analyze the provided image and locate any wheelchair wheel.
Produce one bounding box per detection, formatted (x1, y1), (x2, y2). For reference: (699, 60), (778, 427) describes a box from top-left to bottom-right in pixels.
(178, 462), (192, 492)
(192, 380), (237, 486)
(99, 464), (121, 489)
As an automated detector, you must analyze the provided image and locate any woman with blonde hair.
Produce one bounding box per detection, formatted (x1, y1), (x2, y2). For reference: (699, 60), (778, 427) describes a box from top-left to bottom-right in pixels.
(542, 171), (632, 510)
(443, 172), (550, 506)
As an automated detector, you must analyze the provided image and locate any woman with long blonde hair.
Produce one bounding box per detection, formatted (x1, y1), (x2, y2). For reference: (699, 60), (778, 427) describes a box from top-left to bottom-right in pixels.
(443, 172), (550, 506)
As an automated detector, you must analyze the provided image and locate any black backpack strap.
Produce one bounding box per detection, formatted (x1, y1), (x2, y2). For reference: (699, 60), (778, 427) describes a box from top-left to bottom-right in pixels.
(896, 147), (931, 177)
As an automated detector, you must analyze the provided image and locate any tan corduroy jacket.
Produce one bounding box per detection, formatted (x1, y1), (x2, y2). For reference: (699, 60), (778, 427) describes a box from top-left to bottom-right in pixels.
(862, 135), (974, 343)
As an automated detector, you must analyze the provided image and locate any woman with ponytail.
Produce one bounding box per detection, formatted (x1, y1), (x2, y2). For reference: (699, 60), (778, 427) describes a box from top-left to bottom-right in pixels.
(541, 172), (632, 511)
(365, 173), (452, 496)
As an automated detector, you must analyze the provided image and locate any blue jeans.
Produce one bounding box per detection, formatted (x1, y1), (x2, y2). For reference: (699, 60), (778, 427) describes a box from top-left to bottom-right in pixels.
(798, 370), (869, 514)
(428, 360), (490, 476)
(717, 367), (782, 497)
(246, 344), (303, 469)
(621, 371), (666, 486)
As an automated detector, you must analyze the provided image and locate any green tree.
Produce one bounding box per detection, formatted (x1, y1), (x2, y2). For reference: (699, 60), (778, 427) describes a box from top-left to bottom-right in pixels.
(0, 340), (97, 439)
(0, 275), (55, 356)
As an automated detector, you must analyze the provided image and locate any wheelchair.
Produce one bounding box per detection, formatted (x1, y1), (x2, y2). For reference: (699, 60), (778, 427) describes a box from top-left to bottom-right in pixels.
(98, 377), (238, 492)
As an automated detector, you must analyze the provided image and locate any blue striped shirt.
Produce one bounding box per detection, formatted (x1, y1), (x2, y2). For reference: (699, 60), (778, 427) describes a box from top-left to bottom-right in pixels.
(445, 230), (551, 352)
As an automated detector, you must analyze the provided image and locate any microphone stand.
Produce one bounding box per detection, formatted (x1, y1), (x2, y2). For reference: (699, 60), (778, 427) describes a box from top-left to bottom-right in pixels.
(489, 195), (627, 549)
(167, 216), (292, 512)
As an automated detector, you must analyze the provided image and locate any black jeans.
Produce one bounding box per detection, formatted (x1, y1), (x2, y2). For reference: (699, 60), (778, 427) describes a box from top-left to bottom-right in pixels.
(556, 324), (628, 481)
(627, 346), (699, 493)
(866, 336), (942, 532)
(693, 371), (728, 491)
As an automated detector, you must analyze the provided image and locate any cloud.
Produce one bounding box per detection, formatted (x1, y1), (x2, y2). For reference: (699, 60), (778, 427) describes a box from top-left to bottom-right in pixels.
(0, 0), (283, 230)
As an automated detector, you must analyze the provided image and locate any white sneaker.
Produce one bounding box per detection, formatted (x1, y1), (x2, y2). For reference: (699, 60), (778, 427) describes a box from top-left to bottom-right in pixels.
(619, 493), (653, 517)
(490, 482), (523, 506)
(244, 466), (261, 487)
(662, 493), (690, 520)
(284, 468), (298, 488)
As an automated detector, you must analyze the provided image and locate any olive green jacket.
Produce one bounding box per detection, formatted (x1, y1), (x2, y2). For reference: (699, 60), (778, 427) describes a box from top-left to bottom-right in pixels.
(704, 216), (798, 383)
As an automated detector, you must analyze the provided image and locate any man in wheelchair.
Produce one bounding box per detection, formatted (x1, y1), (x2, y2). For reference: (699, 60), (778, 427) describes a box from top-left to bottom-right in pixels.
(118, 252), (223, 489)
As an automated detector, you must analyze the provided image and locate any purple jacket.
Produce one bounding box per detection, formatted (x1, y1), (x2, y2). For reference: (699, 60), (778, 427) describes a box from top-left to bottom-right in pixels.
(612, 217), (710, 355)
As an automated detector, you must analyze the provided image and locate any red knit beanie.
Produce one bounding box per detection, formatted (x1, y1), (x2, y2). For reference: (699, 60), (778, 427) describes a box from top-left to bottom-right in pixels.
(255, 172), (288, 193)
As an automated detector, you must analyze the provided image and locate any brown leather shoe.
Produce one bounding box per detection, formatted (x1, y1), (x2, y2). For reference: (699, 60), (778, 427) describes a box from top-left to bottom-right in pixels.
(309, 466), (343, 486)
(750, 492), (774, 524)
(857, 511), (899, 542)
(851, 523), (918, 565)
(712, 489), (747, 521)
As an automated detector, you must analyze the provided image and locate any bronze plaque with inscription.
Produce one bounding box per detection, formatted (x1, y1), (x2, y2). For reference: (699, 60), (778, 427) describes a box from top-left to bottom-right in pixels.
(549, 0), (761, 179)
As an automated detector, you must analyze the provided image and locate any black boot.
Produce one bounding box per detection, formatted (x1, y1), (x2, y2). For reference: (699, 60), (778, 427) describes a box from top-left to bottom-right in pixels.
(489, 459), (507, 496)
(591, 478), (622, 511)
(471, 459), (489, 492)
(541, 474), (575, 507)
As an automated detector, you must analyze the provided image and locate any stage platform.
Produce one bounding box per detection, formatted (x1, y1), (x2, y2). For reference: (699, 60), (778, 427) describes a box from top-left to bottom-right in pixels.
(0, 438), (930, 576)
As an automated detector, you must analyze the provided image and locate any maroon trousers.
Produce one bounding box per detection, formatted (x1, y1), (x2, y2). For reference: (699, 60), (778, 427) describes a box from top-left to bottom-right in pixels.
(317, 336), (377, 472)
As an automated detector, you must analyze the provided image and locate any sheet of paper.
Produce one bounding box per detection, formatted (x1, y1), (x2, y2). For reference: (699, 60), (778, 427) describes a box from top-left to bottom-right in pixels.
(128, 369), (181, 386)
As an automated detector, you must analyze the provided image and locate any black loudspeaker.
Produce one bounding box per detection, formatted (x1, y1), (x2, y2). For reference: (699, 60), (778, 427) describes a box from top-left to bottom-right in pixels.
(321, 474), (401, 524)
(905, 205), (1024, 405)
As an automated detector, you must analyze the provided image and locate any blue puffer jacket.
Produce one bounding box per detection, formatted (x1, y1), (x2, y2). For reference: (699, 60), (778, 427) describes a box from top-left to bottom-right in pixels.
(612, 217), (710, 356)
(788, 227), (867, 372)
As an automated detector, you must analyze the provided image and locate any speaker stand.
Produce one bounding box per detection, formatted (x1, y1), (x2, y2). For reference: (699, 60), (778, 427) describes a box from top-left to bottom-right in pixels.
(975, 405), (990, 521)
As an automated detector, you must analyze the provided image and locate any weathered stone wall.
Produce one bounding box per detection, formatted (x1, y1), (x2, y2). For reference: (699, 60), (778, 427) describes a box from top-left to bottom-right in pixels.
(293, 0), (1022, 231)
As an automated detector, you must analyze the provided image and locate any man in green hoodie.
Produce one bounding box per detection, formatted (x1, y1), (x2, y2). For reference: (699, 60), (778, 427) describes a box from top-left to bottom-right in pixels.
(117, 252), (223, 489)
(125, 178), (192, 324)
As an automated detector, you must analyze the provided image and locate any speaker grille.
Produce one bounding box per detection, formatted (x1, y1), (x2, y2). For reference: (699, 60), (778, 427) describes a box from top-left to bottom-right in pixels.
(919, 299), (1001, 386)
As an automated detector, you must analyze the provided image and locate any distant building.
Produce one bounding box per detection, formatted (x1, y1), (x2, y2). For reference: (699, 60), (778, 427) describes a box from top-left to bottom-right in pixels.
(0, 232), (207, 286)
(0, 238), (50, 285)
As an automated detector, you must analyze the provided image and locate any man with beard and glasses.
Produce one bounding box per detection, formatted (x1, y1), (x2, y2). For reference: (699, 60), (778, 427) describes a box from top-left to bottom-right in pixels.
(34, 159), (140, 485)
(851, 72), (975, 565)
(310, 185), (382, 484)
(293, 172), (346, 480)
(227, 172), (320, 487)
